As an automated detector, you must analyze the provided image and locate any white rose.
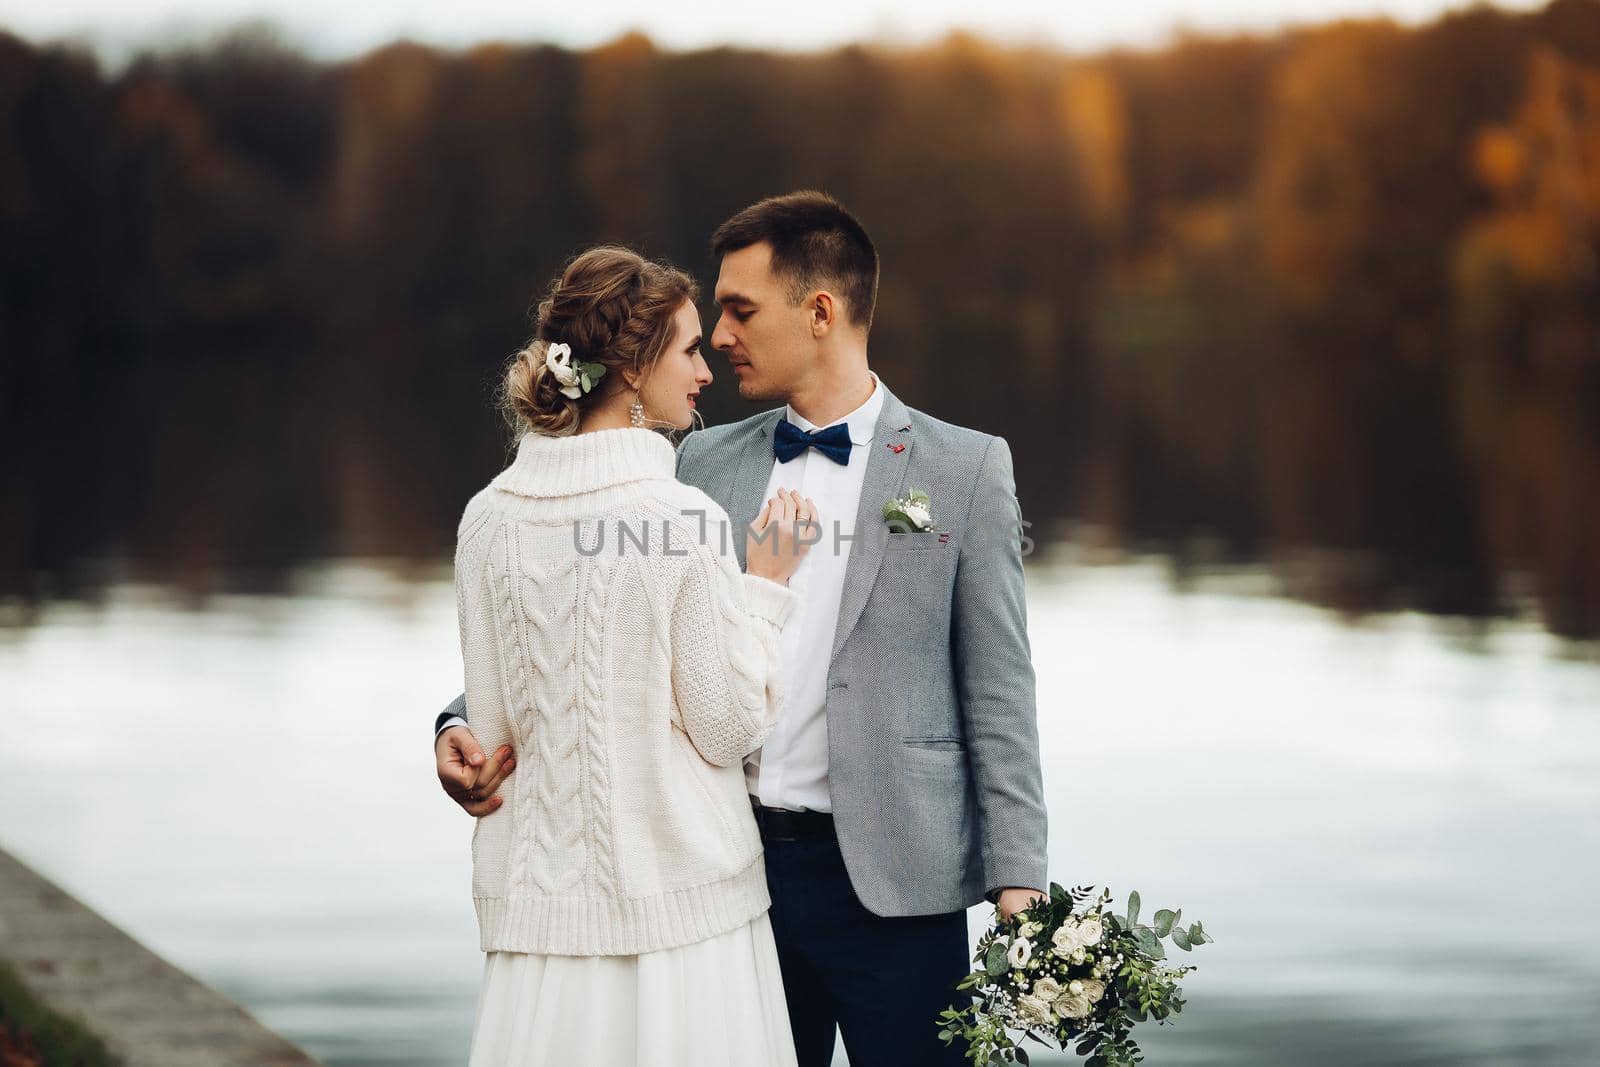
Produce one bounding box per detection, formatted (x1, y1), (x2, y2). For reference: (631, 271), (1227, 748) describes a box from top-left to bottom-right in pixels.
(1055, 992), (1093, 1020)
(1077, 917), (1103, 946)
(1068, 979), (1084, 996)
(1008, 937), (1033, 968)
(545, 343), (576, 382)
(1019, 920), (1043, 939)
(1015, 994), (1056, 1027)
(1079, 978), (1106, 1004)
(544, 343), (582, 398)
(1051, 922), (1084, 957)
(901, 501), (932, 530)
(1031, 977), (1062, 1002)
(1070, 947), (1088, 964)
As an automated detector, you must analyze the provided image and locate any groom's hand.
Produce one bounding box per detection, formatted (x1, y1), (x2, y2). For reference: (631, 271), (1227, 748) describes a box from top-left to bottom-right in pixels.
(436, 725), (515, 817)
(996, 887), (1048, 923)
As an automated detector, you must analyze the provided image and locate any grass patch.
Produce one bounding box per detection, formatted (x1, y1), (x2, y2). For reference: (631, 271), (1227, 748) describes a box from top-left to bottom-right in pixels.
(0, 959), (113, 1067)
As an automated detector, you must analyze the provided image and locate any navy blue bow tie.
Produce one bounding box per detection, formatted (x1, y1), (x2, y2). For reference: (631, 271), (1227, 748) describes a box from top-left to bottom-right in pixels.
(773, 418), (854, 465)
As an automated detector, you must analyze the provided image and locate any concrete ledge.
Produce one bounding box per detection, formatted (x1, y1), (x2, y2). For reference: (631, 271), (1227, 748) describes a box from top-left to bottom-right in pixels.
(0, 847), (320, 1066)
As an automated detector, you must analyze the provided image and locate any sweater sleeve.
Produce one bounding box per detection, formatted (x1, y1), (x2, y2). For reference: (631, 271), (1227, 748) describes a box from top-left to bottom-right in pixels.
(455, 496), (510, 759)
(668, 513), (797, 768)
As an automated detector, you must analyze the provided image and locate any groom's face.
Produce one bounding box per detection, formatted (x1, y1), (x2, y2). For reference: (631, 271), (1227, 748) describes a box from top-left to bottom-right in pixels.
(711, 242), (812, 403)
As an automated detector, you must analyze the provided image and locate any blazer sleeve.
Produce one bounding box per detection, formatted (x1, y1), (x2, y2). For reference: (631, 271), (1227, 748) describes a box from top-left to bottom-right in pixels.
(953, 436), (1049, 897)
(668, 512), (797, 767)
(435, 693), (467, 737)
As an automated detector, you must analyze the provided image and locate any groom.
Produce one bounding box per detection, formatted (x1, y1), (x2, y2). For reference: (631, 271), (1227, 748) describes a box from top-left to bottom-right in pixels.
(435, 191), (1048, 1065)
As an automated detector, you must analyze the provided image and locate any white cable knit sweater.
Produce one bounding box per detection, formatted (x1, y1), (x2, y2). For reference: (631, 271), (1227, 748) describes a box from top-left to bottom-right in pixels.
(456, 428), (795, 956)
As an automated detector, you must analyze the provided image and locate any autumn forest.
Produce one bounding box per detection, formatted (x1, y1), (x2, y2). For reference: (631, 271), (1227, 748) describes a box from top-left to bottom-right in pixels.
(1, 0), (1597, 637)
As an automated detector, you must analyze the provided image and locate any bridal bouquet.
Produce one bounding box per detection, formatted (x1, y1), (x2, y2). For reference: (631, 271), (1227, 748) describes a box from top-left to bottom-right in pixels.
(936, 884), (1213, 1066)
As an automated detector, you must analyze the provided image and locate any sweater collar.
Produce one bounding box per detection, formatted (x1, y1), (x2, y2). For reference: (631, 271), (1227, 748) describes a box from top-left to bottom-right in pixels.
(491, 428), (677, 499)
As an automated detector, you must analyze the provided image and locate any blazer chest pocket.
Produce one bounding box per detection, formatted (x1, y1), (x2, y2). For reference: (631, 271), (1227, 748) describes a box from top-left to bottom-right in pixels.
(883, 531), (955, 553)
(903, 736), (965, 752)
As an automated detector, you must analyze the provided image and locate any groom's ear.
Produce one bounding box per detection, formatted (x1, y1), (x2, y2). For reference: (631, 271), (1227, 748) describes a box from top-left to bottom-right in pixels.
(809, 290), (837, 338)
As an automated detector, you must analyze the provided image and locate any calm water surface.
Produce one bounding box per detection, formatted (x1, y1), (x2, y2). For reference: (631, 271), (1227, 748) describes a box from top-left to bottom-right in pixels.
(2, 550), (1597, 1065)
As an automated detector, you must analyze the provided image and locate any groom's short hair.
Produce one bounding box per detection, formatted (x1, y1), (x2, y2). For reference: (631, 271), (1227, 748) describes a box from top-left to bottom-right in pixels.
(711, 191), (879, 331)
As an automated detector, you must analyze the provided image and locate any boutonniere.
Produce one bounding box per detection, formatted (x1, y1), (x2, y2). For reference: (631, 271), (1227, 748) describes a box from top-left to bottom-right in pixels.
(883, 488), (936, 533)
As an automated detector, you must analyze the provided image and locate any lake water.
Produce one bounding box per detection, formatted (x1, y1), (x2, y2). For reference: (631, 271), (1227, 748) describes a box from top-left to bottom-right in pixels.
(2, 549), (1597, 1065)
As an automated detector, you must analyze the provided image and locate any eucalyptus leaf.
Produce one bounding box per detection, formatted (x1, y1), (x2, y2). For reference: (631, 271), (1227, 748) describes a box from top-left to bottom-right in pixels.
(1134, 927), (1165, 959)
(1126, 890), (1140, 927)
(1153, 909), (1175, 937)
(985, 940), (1010, 977)
(1171, 927), (1192, 951)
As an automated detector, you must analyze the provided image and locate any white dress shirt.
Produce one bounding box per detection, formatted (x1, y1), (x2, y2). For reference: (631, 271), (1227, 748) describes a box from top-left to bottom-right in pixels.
(746, 373), (883, 813)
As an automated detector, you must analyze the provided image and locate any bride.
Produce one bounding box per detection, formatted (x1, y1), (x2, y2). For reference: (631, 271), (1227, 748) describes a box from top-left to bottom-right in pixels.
(449, 246), (814, 1066)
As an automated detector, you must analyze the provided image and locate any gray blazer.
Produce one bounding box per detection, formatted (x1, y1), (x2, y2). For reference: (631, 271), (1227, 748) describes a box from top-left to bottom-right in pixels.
(442, 381), (1048, 917)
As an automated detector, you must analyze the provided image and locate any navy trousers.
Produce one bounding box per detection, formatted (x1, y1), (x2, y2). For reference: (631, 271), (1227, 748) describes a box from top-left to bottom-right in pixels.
(760, 823), (972, 1067)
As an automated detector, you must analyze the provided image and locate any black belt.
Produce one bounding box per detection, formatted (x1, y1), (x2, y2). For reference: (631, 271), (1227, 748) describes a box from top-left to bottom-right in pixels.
(750, 800), (834, 841)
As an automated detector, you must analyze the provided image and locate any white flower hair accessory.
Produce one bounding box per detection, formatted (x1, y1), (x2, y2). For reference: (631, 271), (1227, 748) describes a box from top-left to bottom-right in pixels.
(542, 341), (607, 400)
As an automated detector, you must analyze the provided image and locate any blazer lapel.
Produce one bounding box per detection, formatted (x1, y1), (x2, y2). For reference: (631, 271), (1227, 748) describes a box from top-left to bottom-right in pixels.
(830, 385), (914, 664)
(728, 410), (785, 570)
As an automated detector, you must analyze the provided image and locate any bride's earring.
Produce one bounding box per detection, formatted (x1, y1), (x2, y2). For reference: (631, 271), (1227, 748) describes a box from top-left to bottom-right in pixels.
(629, 395), (645, 428)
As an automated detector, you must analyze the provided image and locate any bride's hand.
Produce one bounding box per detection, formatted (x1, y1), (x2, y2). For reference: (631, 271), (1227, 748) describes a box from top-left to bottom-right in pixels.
(746, 488), (818, 586)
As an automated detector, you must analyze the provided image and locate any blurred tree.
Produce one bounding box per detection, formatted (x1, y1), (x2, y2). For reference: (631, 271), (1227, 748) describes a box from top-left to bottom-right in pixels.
(1456, 46), (1600, 634)
(0, 37), (119, 601)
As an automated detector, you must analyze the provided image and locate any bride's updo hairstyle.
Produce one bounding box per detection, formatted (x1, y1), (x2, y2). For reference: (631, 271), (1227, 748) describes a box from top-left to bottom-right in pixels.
(501, 246), (698, 437)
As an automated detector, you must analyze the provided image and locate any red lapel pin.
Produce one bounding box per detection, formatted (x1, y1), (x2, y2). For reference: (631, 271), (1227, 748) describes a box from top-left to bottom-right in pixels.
(888, 443), (906, 453)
